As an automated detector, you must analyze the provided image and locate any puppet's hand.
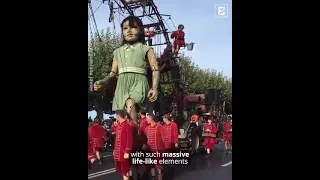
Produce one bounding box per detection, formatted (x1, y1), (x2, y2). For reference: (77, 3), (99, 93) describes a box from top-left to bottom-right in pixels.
(93, 81), (103, 91)
(94, 77), (110, 91)
(148, 89), (158, 102)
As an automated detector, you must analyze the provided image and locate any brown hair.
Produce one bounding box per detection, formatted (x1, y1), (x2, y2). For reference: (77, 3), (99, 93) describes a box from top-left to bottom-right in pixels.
(148, 114), (157, 122)
(115, 110), (127, 118)
(126, 112), (131, 120)
(178, 24), (184, 29)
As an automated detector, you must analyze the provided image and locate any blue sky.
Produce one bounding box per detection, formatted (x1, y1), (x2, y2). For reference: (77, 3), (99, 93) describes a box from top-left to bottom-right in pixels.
(88, 0), (232, 118)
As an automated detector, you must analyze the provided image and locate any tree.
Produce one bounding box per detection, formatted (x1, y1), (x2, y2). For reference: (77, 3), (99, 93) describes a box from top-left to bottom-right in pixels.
(176, 56), (232, 109)
(88, 28), (122, 117)
(88, 28), (122, 82)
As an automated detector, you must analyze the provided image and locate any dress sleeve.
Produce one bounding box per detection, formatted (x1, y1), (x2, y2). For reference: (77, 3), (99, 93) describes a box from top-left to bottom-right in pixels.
(113, 48), (119, 61)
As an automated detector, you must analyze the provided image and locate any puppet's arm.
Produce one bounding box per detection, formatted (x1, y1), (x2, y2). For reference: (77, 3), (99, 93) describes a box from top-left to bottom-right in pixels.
(147, 49), (160, 90)
(100, 59), (118, 86)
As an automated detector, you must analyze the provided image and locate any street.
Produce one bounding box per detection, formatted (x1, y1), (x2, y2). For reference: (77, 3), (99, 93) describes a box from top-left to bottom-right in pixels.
(88, 142), (232, 180)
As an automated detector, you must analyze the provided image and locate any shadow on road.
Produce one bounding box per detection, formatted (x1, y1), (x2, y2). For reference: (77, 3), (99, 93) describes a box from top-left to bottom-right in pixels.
(133, 148), (226, 180)
(163, 149), (226, 180)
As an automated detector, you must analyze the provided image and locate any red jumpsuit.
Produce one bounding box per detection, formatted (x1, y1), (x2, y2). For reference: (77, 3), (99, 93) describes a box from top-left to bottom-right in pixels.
(138, 117), (148, 150)
(139, 117), (148, 135)
(88, 134), (95, 161)
(128, 120), (139, 152)
(171, 30), (185, 49)
(145, 123), (166, 168)
(114, 120), (133, 175)
(88, 126), (92, 137)
(89, 124), (107, 151)
(110, 124), (116, 134)
(204, 124), (218, 149)
(223, 121), (232, 144)
(163, 122), (179, 151)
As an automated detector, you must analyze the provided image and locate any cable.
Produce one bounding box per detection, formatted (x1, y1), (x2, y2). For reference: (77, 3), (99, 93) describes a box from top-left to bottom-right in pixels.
(169, 17), (177, 30)
(88, 11), (95, 41)
(88, 15), (99, 39)
(88, 2), (102, 42)
(88, 1), (105, 19)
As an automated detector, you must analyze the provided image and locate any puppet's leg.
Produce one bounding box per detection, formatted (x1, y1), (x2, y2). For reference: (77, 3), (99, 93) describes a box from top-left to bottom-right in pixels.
(126, 98), (138, 123)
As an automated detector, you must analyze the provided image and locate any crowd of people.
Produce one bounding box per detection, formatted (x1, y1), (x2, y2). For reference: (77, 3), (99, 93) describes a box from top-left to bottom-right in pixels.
(88, 110), (232, 180)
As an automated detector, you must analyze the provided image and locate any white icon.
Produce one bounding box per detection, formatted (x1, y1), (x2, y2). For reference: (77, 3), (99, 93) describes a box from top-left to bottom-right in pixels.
(215, 4), (228, 18)
(218, 7), (226, 16)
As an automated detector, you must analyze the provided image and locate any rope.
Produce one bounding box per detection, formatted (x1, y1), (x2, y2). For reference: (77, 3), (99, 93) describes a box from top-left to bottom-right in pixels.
(88, 12), (94, 40)
(88, 2), (102, 42)
(169, 17), (177, 30)
(88, 1), (103, 19)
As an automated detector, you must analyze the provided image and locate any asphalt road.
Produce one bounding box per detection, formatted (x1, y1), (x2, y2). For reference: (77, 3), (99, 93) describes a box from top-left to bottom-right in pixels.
(88, 142), (232, 180)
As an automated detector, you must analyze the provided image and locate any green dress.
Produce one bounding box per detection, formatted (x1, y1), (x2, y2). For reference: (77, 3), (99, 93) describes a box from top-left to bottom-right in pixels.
(112, 43), (151, 111)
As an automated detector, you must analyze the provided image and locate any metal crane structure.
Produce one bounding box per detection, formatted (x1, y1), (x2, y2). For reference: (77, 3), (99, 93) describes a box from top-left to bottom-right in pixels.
(88, 0), (201, 153)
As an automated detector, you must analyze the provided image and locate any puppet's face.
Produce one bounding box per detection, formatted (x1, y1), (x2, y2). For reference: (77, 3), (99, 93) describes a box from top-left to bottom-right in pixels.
(122, 20), (139, 42)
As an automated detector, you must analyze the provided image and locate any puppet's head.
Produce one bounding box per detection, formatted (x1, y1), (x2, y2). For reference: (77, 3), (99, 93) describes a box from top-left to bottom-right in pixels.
(121, 16), (145, 44)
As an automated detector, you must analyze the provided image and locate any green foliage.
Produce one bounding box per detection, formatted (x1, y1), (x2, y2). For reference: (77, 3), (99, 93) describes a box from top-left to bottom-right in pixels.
(88, 29), (121, 114)
(88, 28), (122, 82)
(172, 56), (232, 105)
